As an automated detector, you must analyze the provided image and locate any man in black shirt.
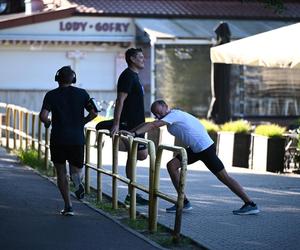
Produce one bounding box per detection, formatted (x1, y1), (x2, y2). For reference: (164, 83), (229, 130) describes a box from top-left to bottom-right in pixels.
(96, 48), (148, 205)
(39, 66), (97, 216)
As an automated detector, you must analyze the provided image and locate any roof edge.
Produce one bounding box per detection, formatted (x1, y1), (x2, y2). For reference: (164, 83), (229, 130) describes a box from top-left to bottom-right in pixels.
(0, 7), (76, 30)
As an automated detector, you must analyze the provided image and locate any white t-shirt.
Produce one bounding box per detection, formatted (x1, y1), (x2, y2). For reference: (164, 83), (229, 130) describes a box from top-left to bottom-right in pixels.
(161, 109), (214, 153)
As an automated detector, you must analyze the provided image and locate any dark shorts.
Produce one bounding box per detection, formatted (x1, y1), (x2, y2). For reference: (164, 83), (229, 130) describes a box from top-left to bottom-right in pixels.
(176, 144), (224, 174)
(50, 144), (84, 168)
(96, 119), (147, 151)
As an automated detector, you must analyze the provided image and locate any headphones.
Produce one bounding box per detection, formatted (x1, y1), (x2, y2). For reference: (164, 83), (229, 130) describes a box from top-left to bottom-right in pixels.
(55, 66), (76, 83)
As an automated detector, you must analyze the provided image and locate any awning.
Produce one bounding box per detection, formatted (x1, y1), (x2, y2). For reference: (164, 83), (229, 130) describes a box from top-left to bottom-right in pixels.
(135, 18), (292, 44)
(210, 22), (300, 69)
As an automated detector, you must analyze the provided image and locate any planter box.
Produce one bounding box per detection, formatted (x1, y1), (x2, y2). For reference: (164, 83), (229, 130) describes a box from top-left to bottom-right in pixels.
(217, 131), (251, 168)
(250, 134), (285, 173)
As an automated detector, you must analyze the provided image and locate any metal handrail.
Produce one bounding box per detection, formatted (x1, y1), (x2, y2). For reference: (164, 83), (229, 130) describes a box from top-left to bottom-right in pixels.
(84, 127), (187, 240)
(0, 102), (50, 169)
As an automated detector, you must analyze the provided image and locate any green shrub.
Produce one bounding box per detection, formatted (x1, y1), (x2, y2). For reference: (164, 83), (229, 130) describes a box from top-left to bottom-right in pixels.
(17, 149), (44, 168)
(254, 124), (286, 138)
(199, 119), (220, 133)
(220, 120), (251, 134)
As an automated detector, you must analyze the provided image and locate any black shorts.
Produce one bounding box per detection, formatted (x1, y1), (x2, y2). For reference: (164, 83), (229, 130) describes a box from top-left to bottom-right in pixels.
(176, 144), (224, 174)
(50, 144), (84, 168)
(96, 119), (147, 151)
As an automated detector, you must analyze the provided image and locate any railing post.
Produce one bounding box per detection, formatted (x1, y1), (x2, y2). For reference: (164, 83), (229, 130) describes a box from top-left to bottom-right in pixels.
(85, 129), (91, 194)
(31, 114), (36, 149)
(5, 107), (10, 149)
(19, 110), (24, 149)
(25, 112), (29, 150)
(112, 135), (119, 209)
(97, 132), (104, 202)
(13, 109), (17, 149)
(38, 119), (42, 160)
(129, 141), (138, 220)
(173, 148), (188, 242)
(150, 146), (163, 232)
(147, 140), (156, 231)
(44, 127), (50, 170)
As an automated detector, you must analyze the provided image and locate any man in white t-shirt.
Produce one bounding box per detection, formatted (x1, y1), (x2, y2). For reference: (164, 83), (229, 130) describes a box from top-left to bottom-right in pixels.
(122, 99), (259, 215)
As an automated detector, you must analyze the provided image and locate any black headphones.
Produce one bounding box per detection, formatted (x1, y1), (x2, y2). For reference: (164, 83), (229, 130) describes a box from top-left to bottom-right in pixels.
(55, 66), (76, 83)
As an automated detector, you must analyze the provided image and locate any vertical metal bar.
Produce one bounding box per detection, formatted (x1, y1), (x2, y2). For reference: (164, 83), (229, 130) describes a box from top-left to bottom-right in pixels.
(19, 111), (23, 149)
(173, 148), (188, 242)
(44, 127), (50, 170)
(129, 141), (138, 220)
(97, 132), (104, 202)
(32, 114), (36, 149)
(112, 135), (119, 209)
(38, 119), (42, 160)
(5, 107), (10, 149)
(147, 141), (156, 231)
(151, 146), (163, 232)
(25, 112), (29, 150)
(85, 129), (91, 194)
(13, 109), (17, 149)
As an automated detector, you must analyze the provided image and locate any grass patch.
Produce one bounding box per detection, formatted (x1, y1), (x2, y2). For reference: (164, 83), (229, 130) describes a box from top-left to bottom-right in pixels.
(16, 149), (54, 177)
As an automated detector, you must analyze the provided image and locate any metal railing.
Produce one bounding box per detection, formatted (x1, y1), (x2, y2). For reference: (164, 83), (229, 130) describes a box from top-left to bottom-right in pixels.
(84, 127), (187, 240)
(0, 103), (188, 240)
(0, 102), (50, 169)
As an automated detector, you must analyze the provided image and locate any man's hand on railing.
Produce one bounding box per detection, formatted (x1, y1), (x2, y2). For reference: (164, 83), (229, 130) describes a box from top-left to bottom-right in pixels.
(119, 130), (134, 137)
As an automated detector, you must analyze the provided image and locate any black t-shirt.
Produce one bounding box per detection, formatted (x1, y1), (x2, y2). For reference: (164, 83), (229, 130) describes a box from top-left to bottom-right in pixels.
(41, 86), (90, 145)
(117, 68), (145, 129)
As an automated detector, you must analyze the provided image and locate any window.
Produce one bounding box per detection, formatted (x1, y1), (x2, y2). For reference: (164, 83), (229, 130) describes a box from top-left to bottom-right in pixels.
(231, 66), (300, 117)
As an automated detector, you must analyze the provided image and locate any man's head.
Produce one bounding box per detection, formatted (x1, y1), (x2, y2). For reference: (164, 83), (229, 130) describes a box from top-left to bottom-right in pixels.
(55, 66), (76, 85)
(125, 48), (144, 70)
(151, 99), (169, 119)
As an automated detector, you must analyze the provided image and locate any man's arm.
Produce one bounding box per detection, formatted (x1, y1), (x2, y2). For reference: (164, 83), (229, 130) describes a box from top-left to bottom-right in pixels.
(84, 109), (97, 124)
(39, 109), (51, 128)
(120, 120), (167, 137)
(111, 92), (128, 135)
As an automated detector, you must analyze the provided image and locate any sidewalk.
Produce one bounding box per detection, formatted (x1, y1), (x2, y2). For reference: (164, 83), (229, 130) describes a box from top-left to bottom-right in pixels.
(88, 136), (300, 250)
(0, 147), (161, 250)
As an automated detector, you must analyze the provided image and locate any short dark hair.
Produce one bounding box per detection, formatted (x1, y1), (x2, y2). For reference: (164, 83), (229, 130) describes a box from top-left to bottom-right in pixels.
(125, 48), (142, 66)
(55, 66), (76, 84)
(151, 99), (167, 113)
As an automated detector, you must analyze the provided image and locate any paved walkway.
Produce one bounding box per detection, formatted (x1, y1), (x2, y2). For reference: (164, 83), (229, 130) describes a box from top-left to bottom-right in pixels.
(0, 147), (161, 250)
(88, 133), (300, 250)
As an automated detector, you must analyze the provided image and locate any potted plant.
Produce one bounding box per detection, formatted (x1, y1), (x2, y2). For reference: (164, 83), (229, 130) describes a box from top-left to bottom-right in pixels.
(217, 120), (252, 168)
(251, 124), (286, 173)
(199, 119), (220, 145)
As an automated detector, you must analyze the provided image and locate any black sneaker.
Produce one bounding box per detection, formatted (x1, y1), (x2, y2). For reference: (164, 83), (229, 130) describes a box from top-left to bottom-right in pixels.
(75, 183), (85, 200)
(60, 207), (74, 216)
(233, 203), (260, 215)
(124, 194), (149, 206)
(166, 200), (193, 213)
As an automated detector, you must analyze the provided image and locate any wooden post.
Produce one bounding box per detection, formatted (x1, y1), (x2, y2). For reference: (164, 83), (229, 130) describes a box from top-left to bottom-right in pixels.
(13, 109), (17, 150)
(44, 127), (50, 170)
(25, 112), (30, 150)
(19, 111), (23, 149)
(84, 129), (91, 194)
(129, 141), (138, 220)
(32, 114), (36, 149)
(147, 140), (156, 232)
(112, 135), (119, 209)
(37, 120), (42, 159)
(5, 107), (10, 149)
(97, 132), (104, 202)
(173, 148), (187, 242)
